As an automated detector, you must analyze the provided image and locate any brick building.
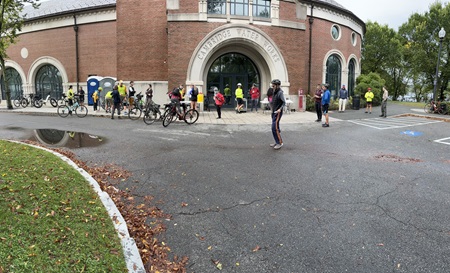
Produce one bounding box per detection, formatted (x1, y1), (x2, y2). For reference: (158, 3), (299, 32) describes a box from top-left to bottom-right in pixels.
(1, 0), (364, 109)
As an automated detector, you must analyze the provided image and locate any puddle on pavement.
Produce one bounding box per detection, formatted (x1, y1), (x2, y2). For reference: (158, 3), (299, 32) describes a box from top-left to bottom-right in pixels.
(27, 129), (106, 149)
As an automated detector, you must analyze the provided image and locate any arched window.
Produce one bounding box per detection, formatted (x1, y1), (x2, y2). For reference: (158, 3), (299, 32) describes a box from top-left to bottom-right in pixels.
(35, 65), (63, 99)
(325, 54), (342, 98)
(1, 68), (23, 100)
(348, 59), (356, 97)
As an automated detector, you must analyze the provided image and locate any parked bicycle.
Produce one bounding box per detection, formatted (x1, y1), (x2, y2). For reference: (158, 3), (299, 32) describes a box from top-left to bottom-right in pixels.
(20, 93), (42, 108)
(128, 93), (145, 120)
(34, 92), (58, 108)
(424, 100), (448, 115)
(162, 101), (199, 127)
(143, 101), (164, 125)
(57, 98), (88, 118)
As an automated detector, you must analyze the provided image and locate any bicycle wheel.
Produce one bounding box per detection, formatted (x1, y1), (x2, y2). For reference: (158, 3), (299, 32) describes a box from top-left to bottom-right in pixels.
(128, 107), (142, 120)
(162, 112), (175, 127)
(424, 103), (432, 114)
(143, 109), (160, 125)
(50, 98), (58, 107)
(34, 99), (43, 108)
(20, 98), (28, 108)
(57, 105), (71, 117)
(183, 109), (199, 125)
(13, 98), (21, 107)
(75, 105), (88, 117)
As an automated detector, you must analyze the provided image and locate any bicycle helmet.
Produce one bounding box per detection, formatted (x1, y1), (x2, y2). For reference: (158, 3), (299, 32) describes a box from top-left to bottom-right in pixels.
(271, 79), (281, 86)
(98, 87), (103, 91)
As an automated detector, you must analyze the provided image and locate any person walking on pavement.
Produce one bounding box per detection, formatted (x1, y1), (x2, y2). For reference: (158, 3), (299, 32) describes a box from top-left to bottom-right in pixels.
(249, 83), (260, 112)
(214, 87), (225, 119)
(338, 84), (348, 112)
(111, 85), (122, 119)
(380, 86), (388, 118)
(78, 86), (85, 106)
(269, 79), (286, 150)
(322, 83), (331, 127)
(314, 84), (322, 122)
(117, 80), (127, 114)
(365, 87), (374, 114)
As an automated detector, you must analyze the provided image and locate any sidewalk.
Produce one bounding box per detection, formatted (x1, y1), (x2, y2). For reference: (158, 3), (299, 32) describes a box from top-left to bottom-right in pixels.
(0, 104), (322, 125)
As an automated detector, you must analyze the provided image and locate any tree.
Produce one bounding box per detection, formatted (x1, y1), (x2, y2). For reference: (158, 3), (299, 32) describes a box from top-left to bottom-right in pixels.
(399, 2), (450, 101)
(355, 72), (386, 105)
(361, 21), (406, 100)
(0, 0), (39, 109)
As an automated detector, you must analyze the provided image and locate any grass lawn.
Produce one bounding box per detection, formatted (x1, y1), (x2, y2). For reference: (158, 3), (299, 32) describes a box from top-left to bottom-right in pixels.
(0, 140), (127, 273)
(390, 100), (425, 108)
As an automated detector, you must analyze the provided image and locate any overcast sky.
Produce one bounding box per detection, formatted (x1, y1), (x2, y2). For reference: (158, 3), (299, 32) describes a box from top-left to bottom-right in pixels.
(337, 0), (442, 30)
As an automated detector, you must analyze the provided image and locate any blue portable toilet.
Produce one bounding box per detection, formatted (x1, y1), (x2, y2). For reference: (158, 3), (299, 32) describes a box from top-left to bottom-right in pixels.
(87, 76), (102, 106)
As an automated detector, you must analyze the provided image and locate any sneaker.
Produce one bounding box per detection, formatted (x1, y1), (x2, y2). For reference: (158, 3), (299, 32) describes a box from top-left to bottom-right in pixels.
(365, 111), (368, 113)
(315, 119), (321, 122)
(269, 143), (276, 147)
(273, 143), (283, 150)
(111, 117), (114, 119)
(322, 123), (329, 127)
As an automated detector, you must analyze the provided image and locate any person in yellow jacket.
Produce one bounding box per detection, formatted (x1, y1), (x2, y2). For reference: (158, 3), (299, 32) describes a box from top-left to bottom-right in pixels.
(92, 87), (102, 112)
(67, 85), (74, 107)
(105, 89), (113, 113)
(235, 83), (244, 113)
(117, 80), (127, 113)
(364, 87), (374, 114)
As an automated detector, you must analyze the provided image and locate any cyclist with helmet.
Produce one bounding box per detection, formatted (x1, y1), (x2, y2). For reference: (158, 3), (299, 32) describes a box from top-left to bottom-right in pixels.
(269, 79), (286, 150)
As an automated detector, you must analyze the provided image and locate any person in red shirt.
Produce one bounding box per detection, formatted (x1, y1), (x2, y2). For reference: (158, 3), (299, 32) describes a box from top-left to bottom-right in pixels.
(250, 83), (260, 112)
(213, 87), (225, 119)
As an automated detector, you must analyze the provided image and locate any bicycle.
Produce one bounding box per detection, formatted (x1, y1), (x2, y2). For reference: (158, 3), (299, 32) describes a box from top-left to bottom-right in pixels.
(128, 93), (145, 120)
(143, 101), (163, 125)
(57, 98), (88, 118)
(13, 93), (25, 107)
(162, 100), (199, 127)
(424, 100), (448, 115)
(35, 92), (58, 108)
(20, 93), (41, 108)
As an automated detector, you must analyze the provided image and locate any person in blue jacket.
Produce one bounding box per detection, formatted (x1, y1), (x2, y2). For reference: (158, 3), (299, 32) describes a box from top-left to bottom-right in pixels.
(321, 83), (331, 127)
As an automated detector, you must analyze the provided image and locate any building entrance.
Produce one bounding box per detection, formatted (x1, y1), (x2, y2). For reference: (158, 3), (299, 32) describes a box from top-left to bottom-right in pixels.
(207, 53), (260, 109)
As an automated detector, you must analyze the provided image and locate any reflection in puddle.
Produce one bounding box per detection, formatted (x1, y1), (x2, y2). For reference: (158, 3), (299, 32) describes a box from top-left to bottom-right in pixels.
(30, 129), (106, 148)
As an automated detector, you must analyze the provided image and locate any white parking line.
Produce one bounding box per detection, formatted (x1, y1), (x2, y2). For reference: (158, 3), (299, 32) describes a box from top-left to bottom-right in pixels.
(349, 117), (443, 130)
(434, 137), (450, 145)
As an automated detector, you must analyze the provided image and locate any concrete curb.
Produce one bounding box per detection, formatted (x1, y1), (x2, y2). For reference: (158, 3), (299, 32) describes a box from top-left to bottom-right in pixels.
(7, 140), (145, 273)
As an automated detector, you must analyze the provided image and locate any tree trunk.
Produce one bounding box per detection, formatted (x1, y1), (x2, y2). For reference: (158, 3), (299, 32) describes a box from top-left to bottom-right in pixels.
(0, 57), (13, 109)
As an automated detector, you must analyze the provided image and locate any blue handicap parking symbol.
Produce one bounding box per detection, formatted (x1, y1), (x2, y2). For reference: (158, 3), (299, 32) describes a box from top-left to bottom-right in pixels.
(401, 130), (423, 137)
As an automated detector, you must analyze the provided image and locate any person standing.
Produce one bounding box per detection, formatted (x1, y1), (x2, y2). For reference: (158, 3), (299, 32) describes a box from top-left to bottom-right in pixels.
(224, 84), (231, 105)
(322, 83), (331, 127)
(235, 83), (244, 113)
(145, 84), (154, 109)
(111, 85), (121, 119)
(249, 83), (260, 112)
(128, 81), (136, 110)
(314, 84), (322, 122)
(380, 86), (388, 118)
(365, 87), (374, 114)
(338, 84), (348, 112)
(189, 84), (198, 111)
(117, 80), (127, 114)
(78, 86), (85, 106)
(214, 88), (225, 119)
(92, 88), (99, 112)
(269, 79), (286, 150)
(67, 85), (74, 107)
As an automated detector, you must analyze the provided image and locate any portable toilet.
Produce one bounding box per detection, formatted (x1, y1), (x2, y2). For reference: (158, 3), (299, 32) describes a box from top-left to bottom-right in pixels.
(87, 76), (102, 106)
(99, 77), (116, 104)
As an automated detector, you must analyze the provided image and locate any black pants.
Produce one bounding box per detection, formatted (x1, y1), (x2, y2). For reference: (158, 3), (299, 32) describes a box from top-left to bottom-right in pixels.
(315, 101), (322, 120)
(216, 104), (222, 118)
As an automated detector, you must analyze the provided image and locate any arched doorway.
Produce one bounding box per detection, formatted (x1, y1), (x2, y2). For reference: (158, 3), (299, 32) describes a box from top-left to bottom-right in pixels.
(207, 53), (260, 108)
(348, 59), (356, 97)
(1, 68), (23, 100)
(35, 65), (63, 99)
(325, 54), (342, 99)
